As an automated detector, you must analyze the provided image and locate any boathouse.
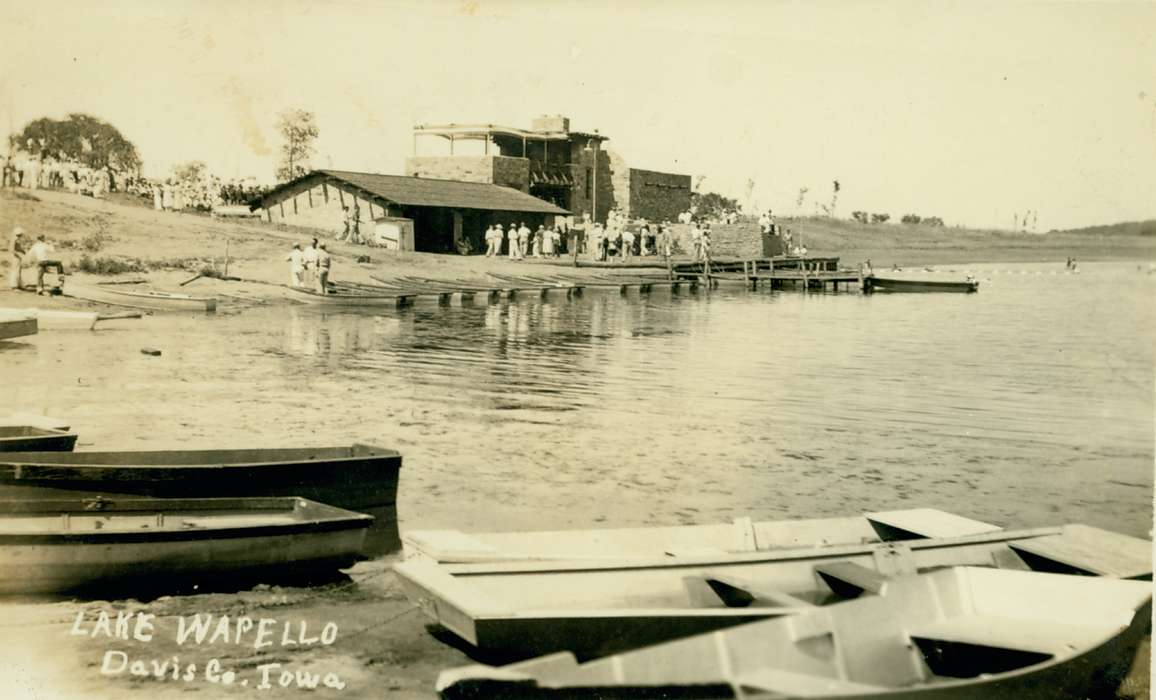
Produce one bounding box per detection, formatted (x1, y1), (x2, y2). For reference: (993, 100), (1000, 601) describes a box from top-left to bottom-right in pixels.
(407, 115), (690, 224)
(250, 169), (568, 254)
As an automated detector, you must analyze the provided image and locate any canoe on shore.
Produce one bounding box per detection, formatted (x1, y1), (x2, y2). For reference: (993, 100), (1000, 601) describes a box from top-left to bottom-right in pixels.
(402, 508), (1003, 563)
(0, 316), (37, 341)
(866, 277), (979, 293)
(0, 413), (70, 432)
(437, 567), (1153, 700)
(0, 496), (373, 595)
(0, 426), (78, 452)
(0, 444), (401, 514)
(0, 307), (141, 330)
(63, 281), (217, 312)
(395, 523), (1151, 659)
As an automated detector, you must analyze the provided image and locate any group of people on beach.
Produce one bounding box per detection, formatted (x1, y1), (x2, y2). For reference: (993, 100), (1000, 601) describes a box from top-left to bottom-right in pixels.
(285, 238), (332, 293)
(7, 226), (65, 295)
(484, 222), (565, 259)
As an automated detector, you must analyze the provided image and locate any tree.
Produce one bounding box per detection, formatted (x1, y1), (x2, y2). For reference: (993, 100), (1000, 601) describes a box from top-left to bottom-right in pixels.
(870, 213), (890, 224)
(690, 191), (739, 221)
(9, 113), (141, 172)
(275, 109), (319, 182)
(924, 216), (945, 227)
(172, 160), (207, 183)
(901, 214), (922, 225)
(851, 211), (869, 224)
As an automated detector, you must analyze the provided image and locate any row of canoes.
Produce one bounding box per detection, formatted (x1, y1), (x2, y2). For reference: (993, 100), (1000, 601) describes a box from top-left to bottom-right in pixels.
(0, 415), (402, 595)
(396, 511), (1152, 699)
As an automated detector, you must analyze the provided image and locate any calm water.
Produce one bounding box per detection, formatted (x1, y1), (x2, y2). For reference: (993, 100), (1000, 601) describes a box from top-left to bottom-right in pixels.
(3, 261), (1153, 538)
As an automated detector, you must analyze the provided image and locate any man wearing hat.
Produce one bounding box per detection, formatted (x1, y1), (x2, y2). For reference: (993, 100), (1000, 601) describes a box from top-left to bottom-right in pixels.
(8, 226), (26, 290)
(315, 243), (332, 294)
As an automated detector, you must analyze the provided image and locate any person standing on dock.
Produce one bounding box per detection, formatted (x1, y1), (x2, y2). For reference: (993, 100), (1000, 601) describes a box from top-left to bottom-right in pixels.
(507, 223), (520, 260)
(8, 227), (26, 290)
(518, 222), (531, 259)
(621, 227), (635, 262)
(315, 243), (331, 293)
(29, 235), (64, 295)
(544, 225), (558, 257)
(286, 243), (304, 287)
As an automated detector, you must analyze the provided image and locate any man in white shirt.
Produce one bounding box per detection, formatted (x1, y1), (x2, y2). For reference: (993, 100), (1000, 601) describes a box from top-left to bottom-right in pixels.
(483, 225), (495, 256)
(507, 224), (519, 259)
(315, 243), (332, 293)
(302, 239), (319, 287)
(286, 243), (304, 287)
(8, 226), (25, 290)
(29, 234), (64, 294)
(621, 228), (635, 262)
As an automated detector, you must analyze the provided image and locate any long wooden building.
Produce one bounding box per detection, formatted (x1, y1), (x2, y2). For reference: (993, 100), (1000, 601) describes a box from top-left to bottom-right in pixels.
(250, 169), (568, 254)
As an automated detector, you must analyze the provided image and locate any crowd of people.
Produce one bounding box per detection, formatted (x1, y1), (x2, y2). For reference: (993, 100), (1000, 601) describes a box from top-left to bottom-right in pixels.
(1, 153), (267, 213)
(483, 222), (566, 259)
(285, 238), (332, 293)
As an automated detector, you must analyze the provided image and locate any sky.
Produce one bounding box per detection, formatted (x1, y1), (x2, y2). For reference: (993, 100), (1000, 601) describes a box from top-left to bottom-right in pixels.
(2, 0), (1154, 230)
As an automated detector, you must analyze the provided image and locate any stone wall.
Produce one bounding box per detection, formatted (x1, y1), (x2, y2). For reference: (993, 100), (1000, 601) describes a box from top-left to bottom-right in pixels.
(567, 149), (612, 223)
(404, 156), (530, 192)
(663, 222), (781, 258)
(628, 169), (691, 223)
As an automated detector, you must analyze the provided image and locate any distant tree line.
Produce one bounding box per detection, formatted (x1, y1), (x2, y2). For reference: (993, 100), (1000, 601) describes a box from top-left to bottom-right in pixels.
(851, 211), (891, 224)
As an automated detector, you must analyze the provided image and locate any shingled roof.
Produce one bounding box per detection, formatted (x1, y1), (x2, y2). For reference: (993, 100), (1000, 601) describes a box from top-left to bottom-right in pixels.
(255, 169), (568, 215)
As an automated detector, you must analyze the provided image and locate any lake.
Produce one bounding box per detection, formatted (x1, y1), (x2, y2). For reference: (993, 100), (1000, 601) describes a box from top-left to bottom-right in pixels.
(4, 260), (1152, 538)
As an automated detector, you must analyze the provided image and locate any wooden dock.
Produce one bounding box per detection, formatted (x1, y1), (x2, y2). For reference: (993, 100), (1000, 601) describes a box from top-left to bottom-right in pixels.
(673, 257), (869, 292)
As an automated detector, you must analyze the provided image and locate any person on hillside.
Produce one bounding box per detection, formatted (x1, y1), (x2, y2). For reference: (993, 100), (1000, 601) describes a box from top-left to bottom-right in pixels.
(286, 243), (304, 287)
(315, 243), (331, 293)
(29, 235), (64, 295)
(348, 205), (362, 244)
(8, 227), (26, 290)
(690, 221), (703, 260)
(152, 184), (163, 211)
(162, 181), (174, 211)
(303, 238), (319, 287)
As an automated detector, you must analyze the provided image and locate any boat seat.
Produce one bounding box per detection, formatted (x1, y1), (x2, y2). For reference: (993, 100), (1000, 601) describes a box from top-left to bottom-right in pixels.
(732, 668), (885, 696)
(698, 574), (816, 608)
(907, 616), (1093, 656)
(1008, 526), (1152, 579)
(814, 561), (888, 597)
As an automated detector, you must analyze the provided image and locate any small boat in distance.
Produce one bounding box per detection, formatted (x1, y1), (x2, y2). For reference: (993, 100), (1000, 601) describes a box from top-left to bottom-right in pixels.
(63, 281), (217, 312)
(0, 426), (78, 452)
(437, 567), (1152, 700)
(0, 315), (37, 341)
(0, 496), (373, 595)
(866, 276), (979, 293)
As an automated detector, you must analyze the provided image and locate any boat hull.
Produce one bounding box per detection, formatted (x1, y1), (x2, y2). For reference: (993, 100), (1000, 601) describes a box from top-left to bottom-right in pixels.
(867, 277), (979, 293)
(396, 524), (1151, 659)
(0, 427), (78, 452)
(286, 285), (408, 306)
(64, 282), (217, 312)
(0, 308), (98, 330)
(0, 497), (372, 595)
(436, 567), (1153, 700)
(0, 316), (37, 340)
(0, 445), (401, 552)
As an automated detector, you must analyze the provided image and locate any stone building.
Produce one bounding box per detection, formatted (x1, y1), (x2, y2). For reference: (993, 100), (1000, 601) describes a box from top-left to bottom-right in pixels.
(407, 115), (689, 224)
(250, 169), (567, 254)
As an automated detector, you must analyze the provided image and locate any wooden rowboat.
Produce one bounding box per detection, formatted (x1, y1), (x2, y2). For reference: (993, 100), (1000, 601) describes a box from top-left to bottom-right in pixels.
(403, 509), (1003, 563)
(0, 496), (372, 595)
(0, 316), (37, 341)
(0, 426), (78, 452)
(286, 284), (412, 307)
(0, 307), (141, 330)
(395, 523), (1151, 659)
(0, 444), (400, 513)
(866, 277), (979, 293)
(63, 281), (217, 312)
(437, 567), (1152, 700)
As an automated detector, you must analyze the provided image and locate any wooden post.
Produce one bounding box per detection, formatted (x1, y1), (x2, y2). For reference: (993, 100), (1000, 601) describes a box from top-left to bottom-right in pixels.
(224, 238), (230, 277)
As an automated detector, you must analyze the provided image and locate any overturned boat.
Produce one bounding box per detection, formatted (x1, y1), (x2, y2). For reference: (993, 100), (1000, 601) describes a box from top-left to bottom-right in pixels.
(0, 426), (78, 452)
(437, 566), (1152, 700)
